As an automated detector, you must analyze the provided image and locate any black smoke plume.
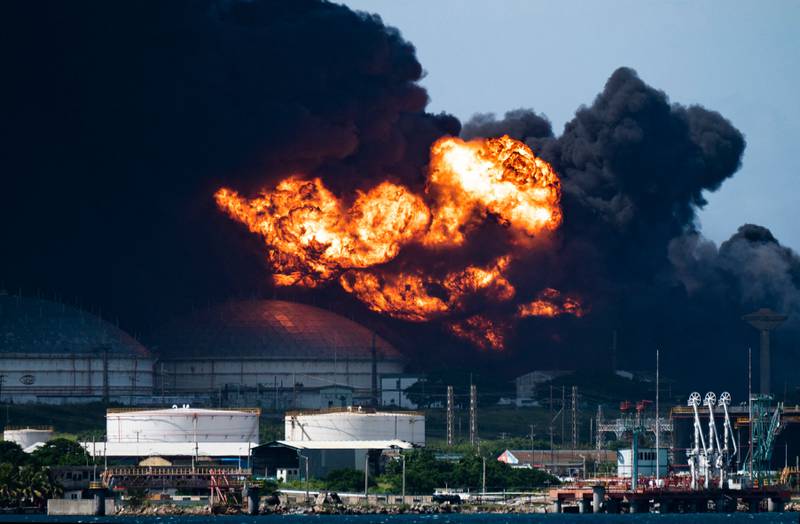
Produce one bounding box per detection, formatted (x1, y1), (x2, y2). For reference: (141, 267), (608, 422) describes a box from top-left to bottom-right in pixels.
(467, 68), (800, 391)
(4, 1), (798, 393)
(3, 0), (457, 331)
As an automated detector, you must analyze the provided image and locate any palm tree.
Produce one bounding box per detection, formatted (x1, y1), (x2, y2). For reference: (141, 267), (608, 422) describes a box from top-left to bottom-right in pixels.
(14, 465), (62, 508)
(0, 463), (20, 507)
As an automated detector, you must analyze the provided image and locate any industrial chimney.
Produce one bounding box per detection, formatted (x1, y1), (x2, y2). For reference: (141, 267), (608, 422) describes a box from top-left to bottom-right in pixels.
(742, 308), (787, 395)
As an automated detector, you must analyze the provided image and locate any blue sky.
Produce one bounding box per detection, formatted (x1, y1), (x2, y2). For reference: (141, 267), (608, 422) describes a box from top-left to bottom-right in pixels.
(341, 0), (800, 251)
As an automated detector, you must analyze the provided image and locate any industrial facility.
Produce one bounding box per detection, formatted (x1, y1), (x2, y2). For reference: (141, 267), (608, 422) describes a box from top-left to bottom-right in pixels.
(3, 426), (54, 452)
(0, 293), (410, 409)
(0, 293), (154, 404)
(152, 299), (405, 408)
(254, 407), (424, 480)
(86, 406), (260, 460)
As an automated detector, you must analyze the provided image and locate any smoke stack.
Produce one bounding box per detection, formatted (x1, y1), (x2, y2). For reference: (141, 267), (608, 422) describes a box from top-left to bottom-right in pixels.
(742, 308), (787, 395)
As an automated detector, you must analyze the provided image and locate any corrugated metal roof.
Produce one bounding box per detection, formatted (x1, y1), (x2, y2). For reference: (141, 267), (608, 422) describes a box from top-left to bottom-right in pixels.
(274, 439), (414, 450)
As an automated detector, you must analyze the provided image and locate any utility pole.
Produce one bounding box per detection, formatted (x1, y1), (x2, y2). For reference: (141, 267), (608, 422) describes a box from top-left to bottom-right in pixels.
(561, 386), (566, 446)
(655, 347), (660, 482)
(549, 385), (555, 471)
(529, 424), (535, 459)
(364, 453), (369, 504)
(571, 386), (578, 450)
(748, 347), (753, 479)
(481, 456), (486, 499)
(469, 384), (477, 446)
(596, 405), (603, 450)
(446, 386), (454, 446)
(401, 452), (406, 504)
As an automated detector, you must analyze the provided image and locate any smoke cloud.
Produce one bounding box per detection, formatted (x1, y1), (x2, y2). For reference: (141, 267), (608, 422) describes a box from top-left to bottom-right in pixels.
(4, 1), (798, 391)
(3, 0), (457, 328)
(466, 68), (799, 389)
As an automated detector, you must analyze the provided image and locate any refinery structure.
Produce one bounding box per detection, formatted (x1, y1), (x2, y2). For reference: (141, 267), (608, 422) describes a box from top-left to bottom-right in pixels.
(0, 293), (409, 409)
(1, 290), (799, 514)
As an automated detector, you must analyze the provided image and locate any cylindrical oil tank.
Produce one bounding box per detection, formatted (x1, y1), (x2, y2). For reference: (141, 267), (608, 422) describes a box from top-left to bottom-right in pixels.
(285, 409), (425, 446)
(3, 427), (53, 449)
(106, 407), (259, 443)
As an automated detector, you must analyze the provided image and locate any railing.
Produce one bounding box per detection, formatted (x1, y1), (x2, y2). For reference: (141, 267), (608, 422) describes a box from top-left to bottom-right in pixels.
(285, 406), (423, 416)
(106, 407), (261, 415)
(105, 466), (250, 476)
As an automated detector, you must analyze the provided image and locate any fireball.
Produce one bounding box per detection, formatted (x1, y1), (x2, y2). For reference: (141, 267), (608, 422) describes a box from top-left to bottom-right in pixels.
(215, 135), (580, 350)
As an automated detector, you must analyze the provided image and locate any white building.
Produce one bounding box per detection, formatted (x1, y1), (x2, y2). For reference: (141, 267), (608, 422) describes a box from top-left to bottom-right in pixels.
(284, 408), (425, 446)
(84, 406), (259, 458)
(617, 448), (669, 478)
(514, 370), (573, 406)
(253, 408), (422, 479)
(0, 293), (154, 404)
(3, 426), (53, 452)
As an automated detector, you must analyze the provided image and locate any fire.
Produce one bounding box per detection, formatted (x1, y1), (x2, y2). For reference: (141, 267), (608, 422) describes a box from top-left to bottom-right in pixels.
(517, 288), (586, 318)
(215, 135), (578, 350)
(446, 315), (510, 352)
(339, 256), (516, 322)
(425, 136), (561, 245)
(215, 179), (429, 286)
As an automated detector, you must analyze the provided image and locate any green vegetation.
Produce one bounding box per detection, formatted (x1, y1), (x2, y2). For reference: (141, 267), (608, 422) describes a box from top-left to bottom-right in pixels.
(279, 449), (559, 495)
(28, 439), (90, 467)
(0, 440), (81, 509)
(324, 468), (375, 492)
(378, 449), (558, 494)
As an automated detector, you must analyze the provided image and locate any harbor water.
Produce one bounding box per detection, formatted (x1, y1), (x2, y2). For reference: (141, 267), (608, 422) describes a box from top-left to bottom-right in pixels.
(0, 514), (797, 524)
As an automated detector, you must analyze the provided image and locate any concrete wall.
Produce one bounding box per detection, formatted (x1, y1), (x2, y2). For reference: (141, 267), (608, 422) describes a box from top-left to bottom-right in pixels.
(47, 498), (115, 515)
(0, 354), (153, 404)
(158, 358), (403, 392)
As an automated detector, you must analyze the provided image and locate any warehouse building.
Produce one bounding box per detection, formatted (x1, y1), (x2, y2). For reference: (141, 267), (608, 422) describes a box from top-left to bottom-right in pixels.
(1, 294), (412, 409)
(254, 408), (424, 479)
(0, 292), (154, 404)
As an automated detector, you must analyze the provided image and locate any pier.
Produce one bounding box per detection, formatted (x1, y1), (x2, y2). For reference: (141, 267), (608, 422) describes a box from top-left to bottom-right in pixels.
(549, 484), (790, 513)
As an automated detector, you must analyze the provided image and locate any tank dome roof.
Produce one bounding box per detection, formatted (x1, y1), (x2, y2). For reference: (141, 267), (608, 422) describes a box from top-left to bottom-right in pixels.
(0, 293), (149, 357)
(153, 299), (401, 361)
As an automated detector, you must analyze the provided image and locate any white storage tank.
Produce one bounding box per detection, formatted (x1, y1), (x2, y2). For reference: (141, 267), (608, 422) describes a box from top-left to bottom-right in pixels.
(3, 427), (53, 450)
(285, 408), (425, 446)
(106, 406), (259, 443)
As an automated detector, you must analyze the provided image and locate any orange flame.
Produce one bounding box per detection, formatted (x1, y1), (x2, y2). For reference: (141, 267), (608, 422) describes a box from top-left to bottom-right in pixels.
(425, 136), (562, 245)
(446, 315), (510, 352)
(517, 288), (586, 318)
(215, 135), (577, 350)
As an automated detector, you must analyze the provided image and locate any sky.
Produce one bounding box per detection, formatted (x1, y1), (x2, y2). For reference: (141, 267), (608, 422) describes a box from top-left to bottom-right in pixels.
(340, 0), (800, 251)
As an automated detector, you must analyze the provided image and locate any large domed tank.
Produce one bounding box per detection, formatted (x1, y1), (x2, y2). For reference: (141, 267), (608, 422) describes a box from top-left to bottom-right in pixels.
(153, 299), (405, 408)
(0, 292), (154, 404)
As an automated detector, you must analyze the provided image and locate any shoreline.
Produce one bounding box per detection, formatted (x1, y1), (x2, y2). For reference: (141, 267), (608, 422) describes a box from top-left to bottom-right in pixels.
(112, 501), (800, 517)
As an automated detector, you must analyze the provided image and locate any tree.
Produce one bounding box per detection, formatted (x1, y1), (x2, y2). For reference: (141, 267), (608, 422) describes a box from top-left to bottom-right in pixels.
(0, 442), (29, 468)
(0, 463), (20, 507)
(0, 463), (62, 509)
(324, 468), (375, 492)
(384, 449), (453, 494)
(30, 438), (88, 467)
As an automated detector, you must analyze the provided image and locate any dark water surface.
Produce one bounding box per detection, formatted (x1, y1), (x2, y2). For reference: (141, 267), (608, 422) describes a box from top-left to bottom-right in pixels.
(0, 514), (796, 524)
